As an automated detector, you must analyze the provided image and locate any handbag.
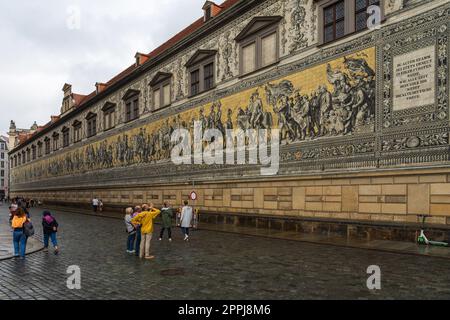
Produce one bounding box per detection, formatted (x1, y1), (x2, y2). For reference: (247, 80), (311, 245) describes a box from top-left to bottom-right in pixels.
(23, 220), (35, 237)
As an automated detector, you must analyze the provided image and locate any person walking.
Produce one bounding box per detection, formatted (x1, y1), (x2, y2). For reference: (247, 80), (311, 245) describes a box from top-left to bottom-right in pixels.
(11, 208), (28, 259)
(42, 211), (59, 255)
(131, 204), (161, 260)
(133, 206), (142, 257)
(92, 198), (99, 212)
(159, 202), (173, 242)
(124, 207), (136, 254)
(180, 200), (193, 241)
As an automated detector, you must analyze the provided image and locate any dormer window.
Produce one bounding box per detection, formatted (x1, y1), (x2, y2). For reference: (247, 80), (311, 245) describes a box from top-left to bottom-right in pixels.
(186, 50), (217, 97)
(236, 16), (282, 76)
(202, 1), (222, 22)
(149, 72), (172, 111)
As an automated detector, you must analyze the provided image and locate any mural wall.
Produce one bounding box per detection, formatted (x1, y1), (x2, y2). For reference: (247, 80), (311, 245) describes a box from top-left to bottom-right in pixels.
(11, 48), (376, 184)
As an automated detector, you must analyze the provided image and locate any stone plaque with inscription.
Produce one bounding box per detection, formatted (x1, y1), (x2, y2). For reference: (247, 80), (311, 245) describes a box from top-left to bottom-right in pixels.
(393, 45), (436, 111)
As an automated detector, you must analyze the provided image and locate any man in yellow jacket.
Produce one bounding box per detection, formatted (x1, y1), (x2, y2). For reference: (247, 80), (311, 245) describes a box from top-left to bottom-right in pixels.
(131, 203), (161, 260)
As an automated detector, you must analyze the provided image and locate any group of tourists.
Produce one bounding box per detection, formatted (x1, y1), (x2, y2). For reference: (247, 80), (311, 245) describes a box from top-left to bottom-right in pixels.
(8, 199), (59, 259)
(124, 200), (194, 260)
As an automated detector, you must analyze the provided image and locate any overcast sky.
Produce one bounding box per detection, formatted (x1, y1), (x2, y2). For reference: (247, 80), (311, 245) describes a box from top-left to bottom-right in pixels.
(0, 0), (203, 136)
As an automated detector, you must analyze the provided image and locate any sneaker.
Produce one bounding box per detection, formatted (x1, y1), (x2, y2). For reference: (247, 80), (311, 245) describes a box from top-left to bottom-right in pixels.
(130, 250), (136, 254)
(184, 235), (188, 241)
(169, 238), (172, 242)
(54, 248), (59, 255)
(145, 256), (155, 260)
(159, 238), (162, 241)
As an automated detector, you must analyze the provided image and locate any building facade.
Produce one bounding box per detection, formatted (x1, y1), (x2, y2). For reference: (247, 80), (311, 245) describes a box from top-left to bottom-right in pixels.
(0, 136), (9, 200)
(8, 0), (450, 226)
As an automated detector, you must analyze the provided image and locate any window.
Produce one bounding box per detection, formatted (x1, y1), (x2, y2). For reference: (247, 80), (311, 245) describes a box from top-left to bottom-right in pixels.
(0, 143), (4, 150)
(0, 153), (4, 160)
(14, 156), (17, 167)
(1, 170), (4, 177)
(190, 69), (200, 96)
(102, 103), (116, 131)
(0, 162), (3, 168)
(242, 43), (256, 74)
(0, 179), (3, 187)
(323, 1), (345, 43)
(62, 128), (70, 147)
(318, 0), (384, 45)
(355, 0), (380, 31)
(185, 50), (217, 96)
(235, 16), (281, 76)
(86, 113), (97, 138)
(123, 89), (140, 122)
(37, 142), (43, 158)
(52, 134), (59, 151)
(45, 138), (51, 155)
(73, 121), (82, 143)
(26, 149), (30, 162)
(204, 63), (214, 91)
(32, 145), (36, 160)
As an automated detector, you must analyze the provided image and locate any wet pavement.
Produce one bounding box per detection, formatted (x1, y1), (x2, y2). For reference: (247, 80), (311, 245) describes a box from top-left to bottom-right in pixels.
(1, 205), (450, 300)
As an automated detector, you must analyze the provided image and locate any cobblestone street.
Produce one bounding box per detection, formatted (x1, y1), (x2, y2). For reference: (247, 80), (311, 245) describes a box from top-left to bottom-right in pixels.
(1, 205), (450, 300)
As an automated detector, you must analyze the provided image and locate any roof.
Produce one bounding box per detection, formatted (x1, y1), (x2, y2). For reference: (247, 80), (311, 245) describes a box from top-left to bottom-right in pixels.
(14, 0), (242, 150)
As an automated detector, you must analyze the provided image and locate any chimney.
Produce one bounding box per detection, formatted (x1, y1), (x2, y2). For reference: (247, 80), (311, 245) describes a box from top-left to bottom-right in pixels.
(135, 52), (150, 66)
(202, 1), (222, 22)
(95, 82), (107, 94)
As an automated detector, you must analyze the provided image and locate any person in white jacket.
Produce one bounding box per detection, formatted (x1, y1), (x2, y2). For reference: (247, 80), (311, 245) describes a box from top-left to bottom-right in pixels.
(179, 200), (193, 241)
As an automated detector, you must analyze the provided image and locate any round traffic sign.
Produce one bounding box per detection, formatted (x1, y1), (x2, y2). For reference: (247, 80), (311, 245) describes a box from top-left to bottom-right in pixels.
(190, 191), (198, 201)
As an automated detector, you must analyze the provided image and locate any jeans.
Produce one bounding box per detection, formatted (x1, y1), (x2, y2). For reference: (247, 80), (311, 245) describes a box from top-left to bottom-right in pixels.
(139, 233), (153, 258)
(13, 230), (27, 258)
(127, 232), (136, 251)
(159, 227), (172, 239)
(181, 227), (190, 236)
(135, 226), (141, 256)
(44, 232), (58, 248)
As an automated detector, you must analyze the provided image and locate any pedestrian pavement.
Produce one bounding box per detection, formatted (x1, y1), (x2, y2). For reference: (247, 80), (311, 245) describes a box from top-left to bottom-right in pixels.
(0, 203), (44, 260)
(45, 204), (450, 259)
(1, 205), (450, 299)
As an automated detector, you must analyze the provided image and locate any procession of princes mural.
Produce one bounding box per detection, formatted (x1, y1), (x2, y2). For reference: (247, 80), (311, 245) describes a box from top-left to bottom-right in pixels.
(13, 51), (375, 183)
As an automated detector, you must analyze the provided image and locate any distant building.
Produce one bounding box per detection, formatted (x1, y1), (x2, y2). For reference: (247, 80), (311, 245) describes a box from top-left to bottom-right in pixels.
(0, 136), (8, 199)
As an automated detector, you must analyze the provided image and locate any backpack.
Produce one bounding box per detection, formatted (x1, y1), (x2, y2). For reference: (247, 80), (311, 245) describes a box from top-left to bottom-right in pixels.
(23, 220), (35, 237)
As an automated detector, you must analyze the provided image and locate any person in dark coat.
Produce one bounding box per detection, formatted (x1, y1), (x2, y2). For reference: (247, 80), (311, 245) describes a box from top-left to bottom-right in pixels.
(42, 211), (59, 255)
(159, 202), (173, 242)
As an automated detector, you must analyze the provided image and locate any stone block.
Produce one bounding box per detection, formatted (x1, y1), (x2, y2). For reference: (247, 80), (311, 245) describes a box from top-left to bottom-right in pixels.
(394, 176), (419, 184)
(430, 204), (450, 216)
(306, 186), (322, 196)
(419, 174), (447, 183)
(359, 185), (381, 196)
(382, 184), (406, 195)
(292, 187), (306, 210)
(342, 186), (358, 212)
(408, 184), (430, 215)
(359, 196), (378, 203)
(430, 183), (450, 195)
(323, 202), (341, 212)
(305, 202), (322, 211)
(324, 186), (341, 196)
(371, 177), (394, 184)
(359, 203), (381, 214)
(431, 195), (450, 204)
(382, 203), (407, 214)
